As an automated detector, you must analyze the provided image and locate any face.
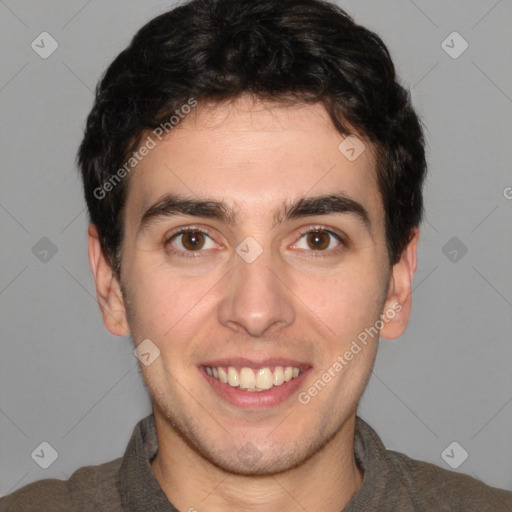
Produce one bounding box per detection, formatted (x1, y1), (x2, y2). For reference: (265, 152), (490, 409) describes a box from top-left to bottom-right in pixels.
(89, 95), (417, 476)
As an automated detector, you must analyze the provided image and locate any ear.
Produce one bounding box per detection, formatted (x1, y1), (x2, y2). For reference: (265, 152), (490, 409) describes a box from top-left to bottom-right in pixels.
(87, 224), (130, 337)
(379, 227), (419, 340)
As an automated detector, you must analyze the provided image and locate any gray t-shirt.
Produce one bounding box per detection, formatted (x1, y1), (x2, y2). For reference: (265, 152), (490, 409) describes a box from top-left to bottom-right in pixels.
(1, 414), (511, 511)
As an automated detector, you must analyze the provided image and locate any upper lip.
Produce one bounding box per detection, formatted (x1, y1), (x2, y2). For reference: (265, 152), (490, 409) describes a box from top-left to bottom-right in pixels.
(200, 357), (311, 369)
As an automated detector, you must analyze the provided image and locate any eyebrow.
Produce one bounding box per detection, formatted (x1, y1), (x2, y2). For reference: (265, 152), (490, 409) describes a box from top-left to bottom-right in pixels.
(138, 192), (371, 234)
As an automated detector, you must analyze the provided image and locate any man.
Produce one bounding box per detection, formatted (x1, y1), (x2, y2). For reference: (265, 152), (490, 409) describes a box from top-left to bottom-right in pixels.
(2, 0), (511, 510)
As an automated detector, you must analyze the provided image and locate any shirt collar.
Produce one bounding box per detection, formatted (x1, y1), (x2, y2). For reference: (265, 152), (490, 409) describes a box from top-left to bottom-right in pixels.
(344, 416), (402, 511)
(117, 413), (178, 511)
(117, 413), (398, 511)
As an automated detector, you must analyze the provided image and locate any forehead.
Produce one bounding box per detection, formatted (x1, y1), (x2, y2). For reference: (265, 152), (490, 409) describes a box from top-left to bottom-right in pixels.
(124, 96), (383, 226)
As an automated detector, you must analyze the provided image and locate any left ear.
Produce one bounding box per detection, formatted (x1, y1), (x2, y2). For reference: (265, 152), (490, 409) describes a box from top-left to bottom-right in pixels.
(379, 227), (419, 340)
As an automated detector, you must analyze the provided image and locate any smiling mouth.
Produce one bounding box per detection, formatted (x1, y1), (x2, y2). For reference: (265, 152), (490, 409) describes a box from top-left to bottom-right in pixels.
(202, 365), (304, 392)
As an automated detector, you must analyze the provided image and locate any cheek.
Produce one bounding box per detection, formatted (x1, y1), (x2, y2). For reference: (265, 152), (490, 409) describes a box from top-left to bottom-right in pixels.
(294, 262), (386, 340)
(125, 262), (218, 341)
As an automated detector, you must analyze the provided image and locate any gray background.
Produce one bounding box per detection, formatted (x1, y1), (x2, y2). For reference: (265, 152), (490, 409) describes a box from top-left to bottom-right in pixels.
(1, 0), (511, 497)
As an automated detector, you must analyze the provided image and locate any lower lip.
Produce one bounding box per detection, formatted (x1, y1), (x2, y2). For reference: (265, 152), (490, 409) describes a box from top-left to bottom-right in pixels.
(199, 366), (311, 409)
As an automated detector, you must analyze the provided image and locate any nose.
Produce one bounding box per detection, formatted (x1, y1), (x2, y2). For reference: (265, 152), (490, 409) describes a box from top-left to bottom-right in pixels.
(217, 245), (295, 337)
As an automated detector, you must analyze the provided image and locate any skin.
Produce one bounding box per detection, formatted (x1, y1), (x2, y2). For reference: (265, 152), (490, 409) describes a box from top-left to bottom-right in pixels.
(88, 95), (418, 512)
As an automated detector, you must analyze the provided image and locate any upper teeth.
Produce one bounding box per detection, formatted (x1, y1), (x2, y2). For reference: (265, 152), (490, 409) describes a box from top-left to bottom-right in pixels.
(205, 365), (302, 391)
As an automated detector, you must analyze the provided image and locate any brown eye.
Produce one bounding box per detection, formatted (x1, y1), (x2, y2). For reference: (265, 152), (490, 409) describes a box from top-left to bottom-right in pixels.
(180, 231), (206, 251)
(166, 229), (216, 256)
(306, 231), (331, 250)
(292, 228), (344, 255)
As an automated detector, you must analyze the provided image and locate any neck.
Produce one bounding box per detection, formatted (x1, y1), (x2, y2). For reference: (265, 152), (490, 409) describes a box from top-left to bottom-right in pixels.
(151, 412), (363, 512)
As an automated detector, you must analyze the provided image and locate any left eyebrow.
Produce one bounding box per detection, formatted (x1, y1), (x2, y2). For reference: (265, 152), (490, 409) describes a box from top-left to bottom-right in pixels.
(137, 192), (371, 235)
(277, 194), (371, 233)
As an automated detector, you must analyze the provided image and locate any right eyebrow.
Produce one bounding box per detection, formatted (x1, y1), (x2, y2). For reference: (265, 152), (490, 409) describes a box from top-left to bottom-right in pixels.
(138, 194), (237, 235)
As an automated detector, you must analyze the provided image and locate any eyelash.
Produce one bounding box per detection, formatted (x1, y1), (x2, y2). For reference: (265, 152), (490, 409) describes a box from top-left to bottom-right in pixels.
(164, 225), (345, 259)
